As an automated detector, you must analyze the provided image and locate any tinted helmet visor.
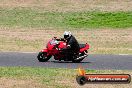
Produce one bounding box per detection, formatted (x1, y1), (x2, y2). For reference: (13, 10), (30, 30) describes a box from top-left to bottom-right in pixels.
(64, 35), (69, 39)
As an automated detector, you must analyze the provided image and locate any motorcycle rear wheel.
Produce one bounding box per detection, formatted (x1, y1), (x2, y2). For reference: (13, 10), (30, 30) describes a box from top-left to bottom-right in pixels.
(37, 52), (51, 62)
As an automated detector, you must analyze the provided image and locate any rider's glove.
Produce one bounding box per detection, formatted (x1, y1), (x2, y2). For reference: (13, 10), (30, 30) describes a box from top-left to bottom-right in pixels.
(67, 45), (71, 49)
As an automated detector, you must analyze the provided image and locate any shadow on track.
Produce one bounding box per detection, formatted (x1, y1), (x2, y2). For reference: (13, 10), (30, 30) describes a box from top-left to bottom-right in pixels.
(50, 61), (91, 63)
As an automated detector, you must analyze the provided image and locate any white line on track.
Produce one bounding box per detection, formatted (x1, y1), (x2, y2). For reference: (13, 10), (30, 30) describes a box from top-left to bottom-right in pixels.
(21, 52), (37, 53)
(0, 51), (37, 53)
(119, 54), (129, 56)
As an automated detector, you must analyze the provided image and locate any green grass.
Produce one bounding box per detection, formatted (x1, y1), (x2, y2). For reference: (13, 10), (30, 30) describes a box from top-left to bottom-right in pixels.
(0, 67), (95, 88)
(0, 67), (73, 87)
(0, 67), (132, 88)
(64, 11), (132, 28)
(0, 8), (132, 29)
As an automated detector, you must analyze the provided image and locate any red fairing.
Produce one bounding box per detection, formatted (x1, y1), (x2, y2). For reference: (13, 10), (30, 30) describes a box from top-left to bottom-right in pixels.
(58, 42), (67, 49)
(47, 41), (54, 51)
(80, 43), (90, 52)
(41, 49), (48, 52)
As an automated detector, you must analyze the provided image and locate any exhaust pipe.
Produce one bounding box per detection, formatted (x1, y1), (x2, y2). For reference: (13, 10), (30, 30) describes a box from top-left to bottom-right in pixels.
(76, 54), (88, 60)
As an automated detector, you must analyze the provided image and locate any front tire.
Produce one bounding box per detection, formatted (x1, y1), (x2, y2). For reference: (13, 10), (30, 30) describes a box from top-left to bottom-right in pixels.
(37, 52), (51, 62)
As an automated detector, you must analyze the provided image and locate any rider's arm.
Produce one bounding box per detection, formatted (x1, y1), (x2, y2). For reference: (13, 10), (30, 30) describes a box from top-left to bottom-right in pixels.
(66, 36), (76, 49)
(56, 38), (65, 41)
(53, 37), (63, 41)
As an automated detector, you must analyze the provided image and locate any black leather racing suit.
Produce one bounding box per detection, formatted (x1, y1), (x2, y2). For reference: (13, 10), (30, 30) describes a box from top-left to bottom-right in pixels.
(66, 35), (80, 53)
(60, 35), (80, 60)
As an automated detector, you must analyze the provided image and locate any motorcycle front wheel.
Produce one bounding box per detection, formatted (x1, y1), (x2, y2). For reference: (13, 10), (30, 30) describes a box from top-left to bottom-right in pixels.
(37, 52), (52, 62)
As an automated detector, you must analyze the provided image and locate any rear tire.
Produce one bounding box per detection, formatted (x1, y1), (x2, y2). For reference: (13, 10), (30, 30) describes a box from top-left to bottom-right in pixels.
(37, 52), (51, 62)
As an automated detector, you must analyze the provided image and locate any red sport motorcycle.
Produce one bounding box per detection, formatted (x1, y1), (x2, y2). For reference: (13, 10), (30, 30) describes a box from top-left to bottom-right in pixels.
(37, 37), (90, 63)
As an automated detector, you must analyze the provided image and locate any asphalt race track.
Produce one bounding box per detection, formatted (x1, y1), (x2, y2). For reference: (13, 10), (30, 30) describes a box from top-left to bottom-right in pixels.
(0, 52), (132, 70)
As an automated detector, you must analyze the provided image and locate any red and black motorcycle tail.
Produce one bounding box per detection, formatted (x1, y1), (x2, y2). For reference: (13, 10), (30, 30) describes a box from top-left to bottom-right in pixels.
(79, 43), (90, 53)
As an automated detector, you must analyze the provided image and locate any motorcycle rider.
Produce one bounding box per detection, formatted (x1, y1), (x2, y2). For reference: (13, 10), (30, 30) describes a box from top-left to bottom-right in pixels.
(56, 31), (80, 61)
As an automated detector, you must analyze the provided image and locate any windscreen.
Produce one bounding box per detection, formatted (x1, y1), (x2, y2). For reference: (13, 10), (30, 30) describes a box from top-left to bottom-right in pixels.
(50, 40), (59, 45)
